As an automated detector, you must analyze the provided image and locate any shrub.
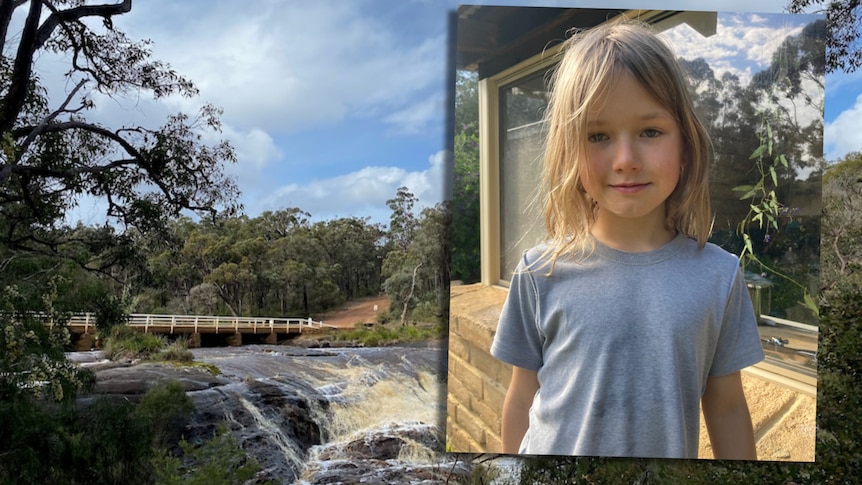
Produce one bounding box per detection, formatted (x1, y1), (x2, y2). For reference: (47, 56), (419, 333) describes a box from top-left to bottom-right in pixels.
(154, 337), (194, 363)
(103, 325), (165, 361)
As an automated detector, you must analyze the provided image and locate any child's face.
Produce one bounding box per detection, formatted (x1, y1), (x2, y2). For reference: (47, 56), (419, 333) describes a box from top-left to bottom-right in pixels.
(580, 71), (683, 230)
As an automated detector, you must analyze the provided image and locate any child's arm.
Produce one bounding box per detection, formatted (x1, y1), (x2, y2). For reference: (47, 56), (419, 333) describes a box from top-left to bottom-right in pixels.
(701, 371), (757, 460)
(501, 365), (539, 454)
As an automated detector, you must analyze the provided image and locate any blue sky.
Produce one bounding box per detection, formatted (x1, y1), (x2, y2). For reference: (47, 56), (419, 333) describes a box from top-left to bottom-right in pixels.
(21, 0), (860, 225)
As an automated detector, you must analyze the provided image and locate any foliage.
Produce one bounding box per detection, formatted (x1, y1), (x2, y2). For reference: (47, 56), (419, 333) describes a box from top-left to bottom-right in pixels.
(382, 191), (451, 325)
(135, 379), (196, 448)
(0, 379), (194, 485)
(330, 321), (446, 347)
(144, 211), (386, 317)
(451, 71), (481, 283)
(820, 152), (862, 294)
(153, 337), (195, 363)
(0, 281), (94, 404)
(0, 1), (240, 269)
(733, 114), (819, 318)
(682, 18), (824, 324)
(102, 324), (166, 361)
(788, 0), (862, 73)
(153, 424), (265, 485)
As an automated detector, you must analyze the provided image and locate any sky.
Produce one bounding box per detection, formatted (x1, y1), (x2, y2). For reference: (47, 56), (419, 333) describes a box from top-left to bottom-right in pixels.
(18, 0), (862, 226)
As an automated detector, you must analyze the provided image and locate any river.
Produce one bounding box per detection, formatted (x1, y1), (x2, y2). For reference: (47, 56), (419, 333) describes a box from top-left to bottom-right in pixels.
(72, 343), (472, 484)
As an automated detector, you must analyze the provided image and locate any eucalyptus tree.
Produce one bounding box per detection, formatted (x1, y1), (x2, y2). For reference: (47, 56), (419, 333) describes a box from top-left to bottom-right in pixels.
(0, 0), (240, 271)
(788, 0), (862, 72)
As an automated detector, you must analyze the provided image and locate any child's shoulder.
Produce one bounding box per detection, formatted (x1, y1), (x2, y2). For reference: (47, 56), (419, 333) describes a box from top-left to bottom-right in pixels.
(680, 237), (744, 275)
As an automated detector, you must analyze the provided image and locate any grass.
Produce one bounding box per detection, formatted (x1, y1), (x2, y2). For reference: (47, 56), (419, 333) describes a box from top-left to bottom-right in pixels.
(329, 321), (447, 347)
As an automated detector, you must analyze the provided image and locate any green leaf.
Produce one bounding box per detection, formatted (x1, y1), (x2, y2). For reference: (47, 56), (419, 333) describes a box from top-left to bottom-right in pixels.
(769, 166), (777, 186)
(750, 204), (762, 214)
(752, 213), (763, 227)
(742, 233), (753, 255)
(767, 123), (773, 155)
(749, 144), (766, 160)
(778, 154), (788, 168)
(803, 292), (819, 317)
(732, 185), (755, 192)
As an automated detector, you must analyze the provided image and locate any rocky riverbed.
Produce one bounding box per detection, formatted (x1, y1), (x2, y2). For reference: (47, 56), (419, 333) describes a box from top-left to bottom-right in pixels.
(70, 343), (473, 484)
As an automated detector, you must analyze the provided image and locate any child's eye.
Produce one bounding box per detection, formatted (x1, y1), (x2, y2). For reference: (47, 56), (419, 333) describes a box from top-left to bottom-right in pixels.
(588, 133), (608, 143)
(642, 129), (661, 138)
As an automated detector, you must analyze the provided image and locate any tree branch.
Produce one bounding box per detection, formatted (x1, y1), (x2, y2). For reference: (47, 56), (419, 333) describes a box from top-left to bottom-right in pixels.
(34, 0), (132, 51)
(0, 0), (40, 133)
(17, 79), (88, 158)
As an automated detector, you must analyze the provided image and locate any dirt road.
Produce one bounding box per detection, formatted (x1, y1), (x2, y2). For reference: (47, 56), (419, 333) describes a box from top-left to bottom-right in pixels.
(313, 295), (390, 328)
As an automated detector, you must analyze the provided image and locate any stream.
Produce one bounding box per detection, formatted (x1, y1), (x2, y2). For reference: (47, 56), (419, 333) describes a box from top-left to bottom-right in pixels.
(71, 343), (473, 484)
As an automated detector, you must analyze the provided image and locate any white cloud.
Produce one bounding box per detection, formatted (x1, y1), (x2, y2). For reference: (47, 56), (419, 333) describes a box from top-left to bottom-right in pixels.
(825, 94), (862, 161)
(383, 93), (446, 135)
(120, 0), (446, 135)
(661, 15), (806, 79)
(260, 149), (448, 223)
(223, 126), (281, 169)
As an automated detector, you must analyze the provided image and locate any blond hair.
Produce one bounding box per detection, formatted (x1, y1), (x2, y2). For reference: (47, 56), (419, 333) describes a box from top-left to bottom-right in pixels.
(539, 20), (712, 269)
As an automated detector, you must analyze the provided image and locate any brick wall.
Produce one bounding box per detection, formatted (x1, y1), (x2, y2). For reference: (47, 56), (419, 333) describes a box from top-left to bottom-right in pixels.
(446, 282), (816, 461)
(446, 283), (509, 453)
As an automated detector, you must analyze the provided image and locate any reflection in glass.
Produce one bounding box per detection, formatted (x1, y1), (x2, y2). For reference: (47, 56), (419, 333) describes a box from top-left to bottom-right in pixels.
(499, 71), (550, 282)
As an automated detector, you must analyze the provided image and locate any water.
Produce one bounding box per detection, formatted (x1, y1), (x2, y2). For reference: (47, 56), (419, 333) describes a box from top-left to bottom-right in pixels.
(179, 344), (457, 483)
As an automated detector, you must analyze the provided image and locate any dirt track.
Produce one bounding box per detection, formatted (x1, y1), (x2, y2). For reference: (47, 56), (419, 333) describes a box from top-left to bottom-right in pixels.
(313, 295), (390, 328)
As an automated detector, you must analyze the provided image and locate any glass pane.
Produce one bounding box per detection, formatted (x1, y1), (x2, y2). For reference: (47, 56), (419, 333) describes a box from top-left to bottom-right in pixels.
(499, 70), (552, 282)
(659, 13), (823, 331)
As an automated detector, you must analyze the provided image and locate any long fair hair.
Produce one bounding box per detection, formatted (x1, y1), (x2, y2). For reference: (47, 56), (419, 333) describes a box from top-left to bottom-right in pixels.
(539, 20), (712, 269)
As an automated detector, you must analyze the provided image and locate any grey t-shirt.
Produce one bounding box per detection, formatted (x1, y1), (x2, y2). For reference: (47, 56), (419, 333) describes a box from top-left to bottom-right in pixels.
(490, 234), (765, 458)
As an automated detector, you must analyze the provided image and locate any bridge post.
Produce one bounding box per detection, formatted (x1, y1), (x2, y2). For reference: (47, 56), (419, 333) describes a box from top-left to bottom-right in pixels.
(75, 332), (95, 351)
(265, 332), (277, 345)
(189, 332), (202, 348)
(226, 332), (242, 346)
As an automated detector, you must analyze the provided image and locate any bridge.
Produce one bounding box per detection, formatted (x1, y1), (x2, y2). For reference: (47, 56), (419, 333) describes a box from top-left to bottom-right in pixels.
(58, 313), (336, 349)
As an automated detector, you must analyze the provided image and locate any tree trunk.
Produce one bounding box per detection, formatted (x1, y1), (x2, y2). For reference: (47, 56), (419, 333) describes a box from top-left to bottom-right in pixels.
(400, 262), (423, 326)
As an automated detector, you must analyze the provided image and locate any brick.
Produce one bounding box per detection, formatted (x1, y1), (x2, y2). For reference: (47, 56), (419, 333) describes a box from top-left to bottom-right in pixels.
(471, 345), (501, 381)
(449, 352), (484, 397)
(455, 403), (488, 447)
(447, 419), (482, 453)
(448, 333), (470, 363)
(485, 429), (503, 454)
(446, 395), (459, 422)
(459, 316), (496, 351)
(483, 376), (508, 415)
(473, 396), (501, 438)
(449, 314), (460, 335)
(447, 370), (472, 409)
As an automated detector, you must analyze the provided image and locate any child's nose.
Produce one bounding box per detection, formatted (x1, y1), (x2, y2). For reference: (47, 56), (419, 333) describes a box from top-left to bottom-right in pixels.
(612, 138), (641, 171)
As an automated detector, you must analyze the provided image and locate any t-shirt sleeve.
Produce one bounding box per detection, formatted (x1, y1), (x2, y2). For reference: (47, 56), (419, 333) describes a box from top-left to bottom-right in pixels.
(709, 267), (765, 376)
(490, 253), (545, 371)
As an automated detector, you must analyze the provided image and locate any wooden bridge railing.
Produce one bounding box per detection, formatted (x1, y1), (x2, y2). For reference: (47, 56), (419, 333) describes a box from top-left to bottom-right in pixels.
(58, 313), (336, 334)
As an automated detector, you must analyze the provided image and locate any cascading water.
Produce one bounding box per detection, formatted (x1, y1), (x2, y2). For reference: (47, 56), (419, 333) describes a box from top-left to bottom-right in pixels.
(180, 344), (468, 484)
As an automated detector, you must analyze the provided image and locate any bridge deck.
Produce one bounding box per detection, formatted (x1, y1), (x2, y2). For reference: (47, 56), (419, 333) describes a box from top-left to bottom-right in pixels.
(59, 313), (335, 334)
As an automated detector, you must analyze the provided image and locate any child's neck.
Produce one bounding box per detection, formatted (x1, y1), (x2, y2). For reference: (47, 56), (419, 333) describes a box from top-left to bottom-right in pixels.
(590, 216), (677, 253)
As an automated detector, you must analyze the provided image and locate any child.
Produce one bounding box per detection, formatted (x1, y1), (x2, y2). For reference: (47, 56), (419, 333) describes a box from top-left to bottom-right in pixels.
(490, 20), (765, 459)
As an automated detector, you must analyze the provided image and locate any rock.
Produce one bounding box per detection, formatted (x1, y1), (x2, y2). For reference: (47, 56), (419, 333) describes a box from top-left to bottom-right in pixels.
(298, 422), (469, 484)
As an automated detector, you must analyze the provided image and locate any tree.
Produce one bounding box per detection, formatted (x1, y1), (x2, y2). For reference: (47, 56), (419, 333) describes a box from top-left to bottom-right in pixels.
(451, 71), (481, 283)
(386, 186), (418, 253)
(0, 2), (239, 474)
(1, 0), (240, 271)
(788, 0), (862, 72)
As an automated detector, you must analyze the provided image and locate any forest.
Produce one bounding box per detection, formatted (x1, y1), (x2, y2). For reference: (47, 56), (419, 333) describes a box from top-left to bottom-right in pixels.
(0, 190), (451, 325)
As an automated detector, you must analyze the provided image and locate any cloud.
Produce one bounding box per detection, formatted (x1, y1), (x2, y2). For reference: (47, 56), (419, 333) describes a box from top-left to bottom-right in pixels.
(660, 14), (806, 85)
(825, 94), (862, 161)
(383, 93), (446, 135)
(259, 149), (448, 223)
(121, 1), (446, 135)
